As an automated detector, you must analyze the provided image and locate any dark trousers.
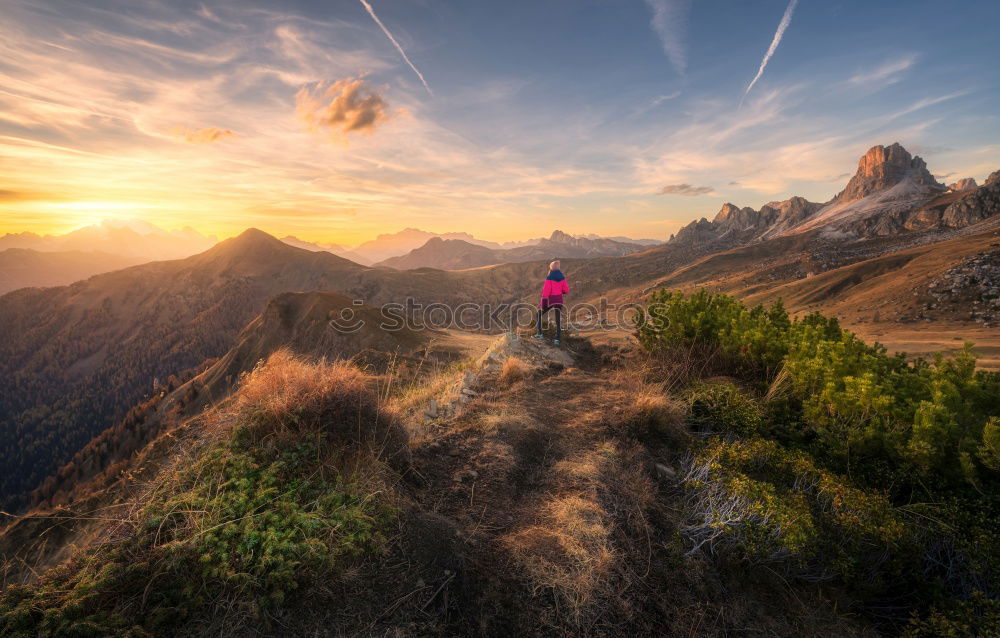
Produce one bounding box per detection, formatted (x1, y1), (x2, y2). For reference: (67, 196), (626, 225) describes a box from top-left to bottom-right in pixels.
(538, 306), (561, 340)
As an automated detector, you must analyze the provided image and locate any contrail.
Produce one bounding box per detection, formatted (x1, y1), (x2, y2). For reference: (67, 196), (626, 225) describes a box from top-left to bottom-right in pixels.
(358, 0), (433, 95)
(643, 0), (692, 77)
(742, 0), (798, 105)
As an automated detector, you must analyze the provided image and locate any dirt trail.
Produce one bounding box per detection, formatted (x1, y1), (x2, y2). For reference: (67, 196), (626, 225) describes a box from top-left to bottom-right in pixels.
(404, 335), (666, 634)
(395, 333), (869, 637)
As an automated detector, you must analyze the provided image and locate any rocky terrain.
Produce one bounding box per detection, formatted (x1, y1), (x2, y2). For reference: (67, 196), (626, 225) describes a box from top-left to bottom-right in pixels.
(923, 248), (1000, 327)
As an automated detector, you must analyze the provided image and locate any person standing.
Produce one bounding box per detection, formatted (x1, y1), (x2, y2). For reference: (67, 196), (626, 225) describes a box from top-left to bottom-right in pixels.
(534, 260), (569, 345)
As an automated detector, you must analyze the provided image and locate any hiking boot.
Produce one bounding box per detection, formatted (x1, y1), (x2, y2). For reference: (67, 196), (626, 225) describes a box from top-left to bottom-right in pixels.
(553, 339), (560, 346)
(532, 333), (544, 341)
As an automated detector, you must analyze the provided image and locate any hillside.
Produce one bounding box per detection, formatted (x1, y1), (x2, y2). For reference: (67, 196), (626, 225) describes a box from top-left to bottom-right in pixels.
(4, 312), (996, 635)
(0, 249), (143, 295)
(0, 230), (553, 512)
(0, 230), (367, 511)
(0, 333), (870, 636)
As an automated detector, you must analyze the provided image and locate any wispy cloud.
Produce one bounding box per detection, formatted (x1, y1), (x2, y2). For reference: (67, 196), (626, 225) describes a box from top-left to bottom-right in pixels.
(886, 91), (970, 122)
(632, 90), (682, 117)
(742, 0), (798, 104)
(659, 183), (713, 195)
(849, 53), (917, 86)
(358, 0), (433, 95)
(295, 77), (393, 140)
(643, 0), (692, 77)
(171, 126), (235, 144)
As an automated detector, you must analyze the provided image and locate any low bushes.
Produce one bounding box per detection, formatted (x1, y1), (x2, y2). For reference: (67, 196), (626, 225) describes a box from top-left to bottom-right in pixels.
(640, 290), (999, 632)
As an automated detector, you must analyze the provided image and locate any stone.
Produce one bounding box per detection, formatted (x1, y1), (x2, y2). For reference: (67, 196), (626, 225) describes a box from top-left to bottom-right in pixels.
(654, 463), (676, 480)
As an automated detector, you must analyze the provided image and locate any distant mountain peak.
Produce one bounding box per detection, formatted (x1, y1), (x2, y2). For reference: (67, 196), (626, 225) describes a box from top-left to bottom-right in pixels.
(947, 177), (978, 192)
(837, 143), (942, 203)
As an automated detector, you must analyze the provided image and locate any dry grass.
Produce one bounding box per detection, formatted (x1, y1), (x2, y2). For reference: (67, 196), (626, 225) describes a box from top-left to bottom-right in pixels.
(475, 404), (537, 436)
(498, 356), (531, 387)
(618, 382), (686, 442)
(233, 349), (408, 465)
(504, 440), (655, 626)
(505, 494), (615, 621)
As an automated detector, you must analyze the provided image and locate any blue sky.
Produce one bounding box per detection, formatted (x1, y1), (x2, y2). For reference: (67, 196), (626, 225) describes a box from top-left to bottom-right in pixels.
(0, 0), (997, 243)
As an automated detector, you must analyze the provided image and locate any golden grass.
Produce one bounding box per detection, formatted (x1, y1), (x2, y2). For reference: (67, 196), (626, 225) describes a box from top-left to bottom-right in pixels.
(498, 355), (531, 387)
(475, 404), (537, 436)
(505, 440), (654, 625)
(233, 349), (408, 465)
(235, 349), (368, 426)
(505, 494), (615, 620)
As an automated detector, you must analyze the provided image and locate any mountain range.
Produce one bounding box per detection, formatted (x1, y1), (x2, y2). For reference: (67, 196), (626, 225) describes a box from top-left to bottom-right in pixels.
(0, 142), (998, 517)
(374, 230), (650, 270)
(280, 228), (661, 267)
(669, 143), (996, 246)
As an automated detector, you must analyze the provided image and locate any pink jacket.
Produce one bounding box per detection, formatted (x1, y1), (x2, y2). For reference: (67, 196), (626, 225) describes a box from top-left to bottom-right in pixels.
(541, 278), (569, 308)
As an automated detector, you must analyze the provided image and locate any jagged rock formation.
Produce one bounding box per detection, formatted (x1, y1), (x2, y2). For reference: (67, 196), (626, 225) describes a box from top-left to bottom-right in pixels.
(835, 143), (942, 202)
(942, 170), (1000, 227)
(947, 177), (978, 192)
(669, 196), (823, 245)
(669, 144), (1000, 245)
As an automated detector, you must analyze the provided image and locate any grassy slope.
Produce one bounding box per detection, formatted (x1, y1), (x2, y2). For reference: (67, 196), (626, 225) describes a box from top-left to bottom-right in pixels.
(2, 336), (876, 637)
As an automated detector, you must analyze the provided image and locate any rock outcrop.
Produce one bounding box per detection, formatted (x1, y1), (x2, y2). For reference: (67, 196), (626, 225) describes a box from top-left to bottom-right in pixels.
(942, 170), (1000, 228)
(835, 143), (942, 203)
(669, 196), (824, 245)
(947, 177), (978, 192)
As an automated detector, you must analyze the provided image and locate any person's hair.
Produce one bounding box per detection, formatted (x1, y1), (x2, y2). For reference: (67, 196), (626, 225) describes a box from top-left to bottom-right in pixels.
(549, 260), (560, 271)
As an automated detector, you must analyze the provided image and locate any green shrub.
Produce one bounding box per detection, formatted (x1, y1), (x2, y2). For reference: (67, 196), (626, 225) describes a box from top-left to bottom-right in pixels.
(686, 381), (764, 436)
(641, 290), (1000, 627)
(903, 592), (1000, 637)
(682, 437), (906, 578)
(640, 290), (1000, 491)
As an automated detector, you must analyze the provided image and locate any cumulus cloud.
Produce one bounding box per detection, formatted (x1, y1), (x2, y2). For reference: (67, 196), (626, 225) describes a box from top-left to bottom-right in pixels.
(643, 0), (692, 77)
(295, 77), (392, 139)
(659, 183), (713, 195)
(172, 126), (235, 144)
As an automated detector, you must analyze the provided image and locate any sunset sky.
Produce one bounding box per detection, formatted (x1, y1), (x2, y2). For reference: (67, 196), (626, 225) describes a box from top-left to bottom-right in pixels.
(0, 0), (997, 245)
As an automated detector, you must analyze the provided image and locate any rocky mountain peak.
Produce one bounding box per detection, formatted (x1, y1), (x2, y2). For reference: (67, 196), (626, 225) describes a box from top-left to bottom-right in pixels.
(712, 203), (741, 222)
(838, 142), (942, 202)
(947, 177), (978, 192)
(548, 230), (574, 243)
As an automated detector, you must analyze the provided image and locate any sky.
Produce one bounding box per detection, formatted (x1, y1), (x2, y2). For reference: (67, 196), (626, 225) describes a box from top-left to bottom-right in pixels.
(0, 0), (997, 245)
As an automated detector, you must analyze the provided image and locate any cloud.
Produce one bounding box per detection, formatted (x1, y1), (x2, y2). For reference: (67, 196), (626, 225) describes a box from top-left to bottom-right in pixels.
(659, 183), (713, 195)
(295, 77), (392, 139)
(172, 126), (235, 144)
(848, 54), (917, 86)
(643, 0), (692, 77)
(742, 0), (798, 103)
(358, 0), (433, 95)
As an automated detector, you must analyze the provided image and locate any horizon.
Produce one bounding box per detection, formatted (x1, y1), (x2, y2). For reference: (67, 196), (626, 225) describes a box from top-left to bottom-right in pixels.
(1, 0), (998, 244)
